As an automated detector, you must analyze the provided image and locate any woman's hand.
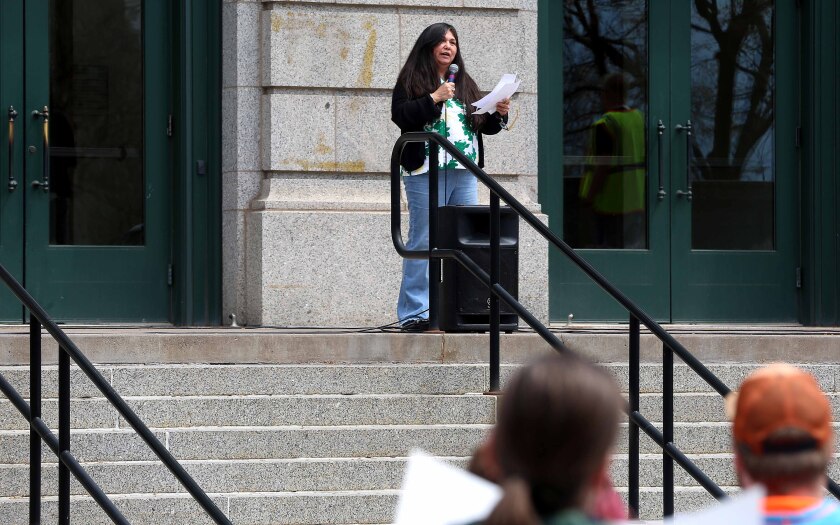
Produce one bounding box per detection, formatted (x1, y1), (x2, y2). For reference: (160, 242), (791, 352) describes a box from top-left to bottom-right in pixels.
(430, 82), (456, 104)
(495, 98), (511, 116)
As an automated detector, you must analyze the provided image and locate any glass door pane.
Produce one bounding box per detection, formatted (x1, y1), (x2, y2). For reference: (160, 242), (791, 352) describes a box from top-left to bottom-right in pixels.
(689, 0), (775, 250)
(49, 0), (144, 246)
(563, 0), (649, 250)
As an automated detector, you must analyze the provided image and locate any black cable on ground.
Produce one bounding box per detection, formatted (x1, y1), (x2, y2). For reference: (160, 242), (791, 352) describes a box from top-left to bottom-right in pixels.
(251, 309), (431, 334)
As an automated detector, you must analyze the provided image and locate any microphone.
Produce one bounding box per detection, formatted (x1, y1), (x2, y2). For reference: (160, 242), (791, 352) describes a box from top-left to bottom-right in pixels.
(447, 64), (459, 83)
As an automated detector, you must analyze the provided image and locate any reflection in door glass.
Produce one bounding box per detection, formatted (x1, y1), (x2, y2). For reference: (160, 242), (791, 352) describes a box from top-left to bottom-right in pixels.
(49, 0), (144, 246)
(690, 1), (774, 250)
(563, 0), (648, 250)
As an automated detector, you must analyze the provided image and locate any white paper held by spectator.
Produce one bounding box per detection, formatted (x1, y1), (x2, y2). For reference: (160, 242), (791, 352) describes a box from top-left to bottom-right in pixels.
(394, 449), (502, 525)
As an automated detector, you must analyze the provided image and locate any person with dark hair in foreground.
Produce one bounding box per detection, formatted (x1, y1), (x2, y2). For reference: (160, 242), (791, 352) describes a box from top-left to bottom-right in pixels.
(728, 364), (840, 524)
(391, 22), (510, 332)
(475, 353), (624, 525)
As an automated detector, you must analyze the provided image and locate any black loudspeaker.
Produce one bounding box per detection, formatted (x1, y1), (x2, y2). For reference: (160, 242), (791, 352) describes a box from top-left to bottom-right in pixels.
(437, 205), (519, 332)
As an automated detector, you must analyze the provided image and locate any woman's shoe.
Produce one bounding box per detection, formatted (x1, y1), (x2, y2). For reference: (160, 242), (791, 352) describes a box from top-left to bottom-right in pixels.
(400, 318), (430, 332)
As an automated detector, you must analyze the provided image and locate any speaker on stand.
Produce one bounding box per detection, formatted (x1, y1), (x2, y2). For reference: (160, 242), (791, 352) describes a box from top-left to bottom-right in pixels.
(437, 205), (519, 332)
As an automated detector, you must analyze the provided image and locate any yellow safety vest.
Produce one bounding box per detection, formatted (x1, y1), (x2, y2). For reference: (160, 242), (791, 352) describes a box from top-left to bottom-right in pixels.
(579, 109), (646, 215)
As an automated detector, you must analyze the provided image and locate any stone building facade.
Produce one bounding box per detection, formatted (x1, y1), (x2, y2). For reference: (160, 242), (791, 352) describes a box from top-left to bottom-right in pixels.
(223, 1), (546, 327)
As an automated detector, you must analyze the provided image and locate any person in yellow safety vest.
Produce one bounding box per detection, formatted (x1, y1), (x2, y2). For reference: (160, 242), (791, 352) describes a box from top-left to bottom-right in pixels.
(579, 73), (646, 249)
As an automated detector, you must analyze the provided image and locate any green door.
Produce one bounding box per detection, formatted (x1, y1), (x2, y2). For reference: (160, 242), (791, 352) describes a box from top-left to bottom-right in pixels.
(0, 0), (171, 322)
(545, 0), (798, 323)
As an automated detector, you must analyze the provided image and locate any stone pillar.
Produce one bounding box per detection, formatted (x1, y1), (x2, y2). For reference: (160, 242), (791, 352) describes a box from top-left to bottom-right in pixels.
(225, 1), (547, 327)
(222, 0), (263, 324)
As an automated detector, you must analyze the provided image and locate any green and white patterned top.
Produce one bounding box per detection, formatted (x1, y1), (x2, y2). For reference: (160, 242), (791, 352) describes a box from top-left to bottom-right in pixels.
(408, 92), (479, 176)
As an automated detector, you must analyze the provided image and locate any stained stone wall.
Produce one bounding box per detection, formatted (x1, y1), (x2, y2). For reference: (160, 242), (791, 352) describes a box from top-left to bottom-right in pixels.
(223, 0), (546, 327)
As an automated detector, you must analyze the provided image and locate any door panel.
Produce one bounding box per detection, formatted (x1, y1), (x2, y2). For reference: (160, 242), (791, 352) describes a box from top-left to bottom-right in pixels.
(670, 0), (797, 322)
(0, 0), (170, 322)
(548, 0), (798, 322)
(0, 2), (25, 320)
(552, 0), (670, 321)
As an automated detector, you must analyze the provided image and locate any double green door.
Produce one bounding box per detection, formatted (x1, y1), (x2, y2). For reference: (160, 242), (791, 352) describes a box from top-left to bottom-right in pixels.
(0, 0), (170, 322)
(546, 0), (798, 322)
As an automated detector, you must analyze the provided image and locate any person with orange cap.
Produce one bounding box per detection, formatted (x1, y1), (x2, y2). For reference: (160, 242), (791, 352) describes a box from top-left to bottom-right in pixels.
(728, 364), (840, 524)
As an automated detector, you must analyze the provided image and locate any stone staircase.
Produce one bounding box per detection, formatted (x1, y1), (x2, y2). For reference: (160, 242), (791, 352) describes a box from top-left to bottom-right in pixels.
(0, 328), (837, 523)
(0, 363), (493, 524)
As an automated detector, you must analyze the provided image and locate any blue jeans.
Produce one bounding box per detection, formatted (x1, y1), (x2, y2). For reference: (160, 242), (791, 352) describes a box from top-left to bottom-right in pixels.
(398, 169), (478, 324)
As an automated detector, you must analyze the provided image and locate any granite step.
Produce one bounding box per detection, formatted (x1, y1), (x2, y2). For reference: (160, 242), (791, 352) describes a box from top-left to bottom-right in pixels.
(0, 393), (773, 435)
(0, 393), (496, 430)
(0, 364), (491, 398)
(610, 453), (840, 488)
(4, 422), (839, 465)
(0, 457), (467, 497)
(4, 453), (822, 498)
(0, 425), (492, 464)
(0, 490), (400, 525)
(2, 361), (834, 398)
(0, 487), (741, 524)
(16, 389), (838, 430)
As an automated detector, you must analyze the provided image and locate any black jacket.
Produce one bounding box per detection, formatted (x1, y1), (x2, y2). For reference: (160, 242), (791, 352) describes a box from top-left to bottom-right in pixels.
(391, 81), (506, 172)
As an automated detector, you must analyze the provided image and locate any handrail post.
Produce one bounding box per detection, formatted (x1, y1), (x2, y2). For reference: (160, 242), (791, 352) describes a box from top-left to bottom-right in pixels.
(664, 344), (675, 516)
(58, 343), (70, 524)
(629, 315), (640, 518)
(489, 192), (501, 392)
(0, 262), (233, 524)
(428, 142), (440, 330)
(29, 315), (41, 525)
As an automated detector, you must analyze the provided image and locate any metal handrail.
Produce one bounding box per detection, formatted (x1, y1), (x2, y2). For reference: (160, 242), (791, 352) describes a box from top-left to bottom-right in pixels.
(390, 131), (840, 517)
(0, 263), (233, 525)
(393, 133), (728, 393)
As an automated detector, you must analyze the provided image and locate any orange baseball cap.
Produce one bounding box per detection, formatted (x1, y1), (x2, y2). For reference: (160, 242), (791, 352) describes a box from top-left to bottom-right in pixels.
(727, 364), (832, 456)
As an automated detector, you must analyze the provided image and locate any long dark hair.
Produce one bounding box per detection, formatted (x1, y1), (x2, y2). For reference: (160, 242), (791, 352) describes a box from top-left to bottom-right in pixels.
(485, 353), (623, 524)
(396, 23), (488, 130)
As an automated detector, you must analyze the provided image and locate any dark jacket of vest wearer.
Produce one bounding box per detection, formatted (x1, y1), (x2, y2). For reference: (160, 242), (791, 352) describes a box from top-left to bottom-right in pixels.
(391, 81), (507, 173)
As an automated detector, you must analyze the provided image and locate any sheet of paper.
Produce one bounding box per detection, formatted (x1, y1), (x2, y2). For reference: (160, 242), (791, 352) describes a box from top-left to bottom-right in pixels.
(473, 74), (517, 109)
(472, 73), (520, 115)
(394, 449), (502, 525)
(664, 486), (765, 525)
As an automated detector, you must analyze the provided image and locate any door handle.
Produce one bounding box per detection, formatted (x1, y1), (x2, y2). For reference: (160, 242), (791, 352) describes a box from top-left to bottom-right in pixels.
(7, 106), (17, 192)
(31, 106), (49, 192)
(674, 120), (693, 201)
(656, 120), (666, 200)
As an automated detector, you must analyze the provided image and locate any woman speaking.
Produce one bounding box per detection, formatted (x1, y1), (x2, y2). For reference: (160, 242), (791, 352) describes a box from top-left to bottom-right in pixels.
(392, 23), (510, 332)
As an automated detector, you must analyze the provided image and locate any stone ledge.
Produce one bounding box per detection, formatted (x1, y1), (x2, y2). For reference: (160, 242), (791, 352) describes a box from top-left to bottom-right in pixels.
(2, 329), (839, 365)
(251, 174), (393, 211)
(261, 1), (531, 12)
(248, 172), (541, 211)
